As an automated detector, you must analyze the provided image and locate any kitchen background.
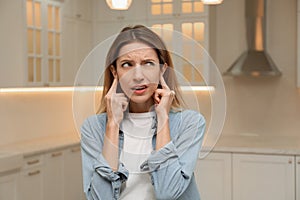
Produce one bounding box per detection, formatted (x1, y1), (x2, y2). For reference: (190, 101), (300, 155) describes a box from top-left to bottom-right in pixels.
(0, 0), (300, 200)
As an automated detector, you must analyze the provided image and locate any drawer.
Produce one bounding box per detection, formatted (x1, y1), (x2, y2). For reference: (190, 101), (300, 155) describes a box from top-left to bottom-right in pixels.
(23, 155), (43, 169)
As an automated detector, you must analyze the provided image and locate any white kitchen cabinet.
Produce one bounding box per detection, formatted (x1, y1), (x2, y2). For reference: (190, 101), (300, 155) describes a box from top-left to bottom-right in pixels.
(61, 18), (93, 86)
(0, 172), (19, 200)
(0, 0), (25, 87)
(195, 152), (232, 200)
(19, 155), (44, 200)
(43, 150), (64, 200)
(62, 0), (92, 21)
(297, 4), (300, 87)
(233, 153), (295, 200)
(64, 145), (85, 200)
(147, 0), (208, 21)
(297, 156), (300, 200)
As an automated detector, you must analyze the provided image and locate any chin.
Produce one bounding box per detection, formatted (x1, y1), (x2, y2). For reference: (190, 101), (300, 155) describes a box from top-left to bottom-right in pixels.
(130, 96), (151, 104)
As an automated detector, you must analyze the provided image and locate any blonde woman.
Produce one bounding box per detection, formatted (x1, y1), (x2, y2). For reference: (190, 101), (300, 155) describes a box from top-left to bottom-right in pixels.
(80, 25), (206, 200)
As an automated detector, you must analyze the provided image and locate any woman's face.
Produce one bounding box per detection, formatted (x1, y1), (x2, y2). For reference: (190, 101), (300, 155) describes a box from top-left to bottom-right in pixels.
(114, 42), (162, 108)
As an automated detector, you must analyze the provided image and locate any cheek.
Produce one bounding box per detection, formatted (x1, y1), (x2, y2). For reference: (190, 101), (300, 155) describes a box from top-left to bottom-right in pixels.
(117, 70), (131, 93)
(144, 69), (160, 84)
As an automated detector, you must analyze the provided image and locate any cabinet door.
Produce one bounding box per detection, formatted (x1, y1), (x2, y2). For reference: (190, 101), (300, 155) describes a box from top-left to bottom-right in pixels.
(64, 145), (85, 200)
(147, 0), (208, 20)
(149, 18), (209, 85)
(298, 7), (300, 87)
(62, 0), (92, 20)
(20, 167), (43, 200)
(43, 151), (64, 200)
(195, 152), (232, 200)
(61, 18), (92, 86)
(233, 154), (295, 200)
(297, 156), (300, 200)
(0, 173), (19, 200)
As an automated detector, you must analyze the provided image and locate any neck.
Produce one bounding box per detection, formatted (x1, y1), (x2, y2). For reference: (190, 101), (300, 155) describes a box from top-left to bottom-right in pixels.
(129, 99), (155, 113)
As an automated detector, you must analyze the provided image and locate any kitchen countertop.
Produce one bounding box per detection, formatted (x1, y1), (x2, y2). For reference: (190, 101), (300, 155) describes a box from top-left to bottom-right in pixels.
(0, 134), (80, 158)
(1, 133), (300, 162)
(213, 134), (300, 156)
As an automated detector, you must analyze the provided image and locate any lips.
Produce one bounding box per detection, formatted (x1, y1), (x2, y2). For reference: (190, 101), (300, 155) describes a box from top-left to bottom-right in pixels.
(131, 85), (147, 90)
(131, 85), (148, 94)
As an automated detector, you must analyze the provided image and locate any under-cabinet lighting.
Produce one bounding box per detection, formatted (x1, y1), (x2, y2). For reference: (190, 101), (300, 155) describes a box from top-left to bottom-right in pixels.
(0, 86), (214, 93)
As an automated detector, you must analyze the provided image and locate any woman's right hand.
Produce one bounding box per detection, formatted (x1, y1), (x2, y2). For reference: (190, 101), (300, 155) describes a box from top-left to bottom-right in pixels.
(105, 78), (128, 126)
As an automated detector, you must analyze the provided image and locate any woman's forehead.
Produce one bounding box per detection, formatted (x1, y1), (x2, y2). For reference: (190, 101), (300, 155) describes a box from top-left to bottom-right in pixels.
(118, 42), (158, 60)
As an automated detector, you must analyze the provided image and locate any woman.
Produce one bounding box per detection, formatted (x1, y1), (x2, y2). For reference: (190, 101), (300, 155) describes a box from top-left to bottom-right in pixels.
(80, 25), (206, 200)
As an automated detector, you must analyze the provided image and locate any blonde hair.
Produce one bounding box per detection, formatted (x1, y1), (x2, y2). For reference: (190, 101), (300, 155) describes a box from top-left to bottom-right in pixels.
(97, 25), (185, 113)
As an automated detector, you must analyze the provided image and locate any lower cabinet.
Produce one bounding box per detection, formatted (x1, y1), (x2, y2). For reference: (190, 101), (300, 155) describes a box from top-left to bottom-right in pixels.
(20, 155), (44, 200)
(44, 151), (64, 200)
(195, 152), (232, 200)
(19, 145), (84, 200)
(0, 172), (19, 200)
(233, 153), (295, 200)
(195, 152), (297, 200)
(64, 146), (85, 200)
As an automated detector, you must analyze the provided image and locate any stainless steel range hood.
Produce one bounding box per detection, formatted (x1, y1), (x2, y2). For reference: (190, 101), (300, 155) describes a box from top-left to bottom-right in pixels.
(224, 0), (281, 77)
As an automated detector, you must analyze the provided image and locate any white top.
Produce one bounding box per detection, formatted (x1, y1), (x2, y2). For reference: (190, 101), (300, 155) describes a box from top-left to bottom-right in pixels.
(119, 111), (156, 200)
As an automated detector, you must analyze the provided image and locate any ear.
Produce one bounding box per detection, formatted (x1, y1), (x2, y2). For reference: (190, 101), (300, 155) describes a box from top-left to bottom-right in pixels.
(161, 63), (168, 75)
(110, 65), (117, 78)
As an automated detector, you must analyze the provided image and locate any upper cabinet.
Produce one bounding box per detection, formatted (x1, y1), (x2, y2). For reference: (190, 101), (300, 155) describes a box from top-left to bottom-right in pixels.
(148, 0), (208, 20)
(297, 0), (300, 88)
(0, 0), (209, 87)
(92, 0), (210, 86)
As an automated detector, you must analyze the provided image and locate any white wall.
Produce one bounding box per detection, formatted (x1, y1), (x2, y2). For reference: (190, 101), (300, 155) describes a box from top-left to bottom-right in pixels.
(213, 0), (300, 136)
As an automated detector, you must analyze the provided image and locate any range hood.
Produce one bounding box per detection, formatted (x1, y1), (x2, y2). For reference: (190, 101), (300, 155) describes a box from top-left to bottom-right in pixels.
(224, 0), (281, 76)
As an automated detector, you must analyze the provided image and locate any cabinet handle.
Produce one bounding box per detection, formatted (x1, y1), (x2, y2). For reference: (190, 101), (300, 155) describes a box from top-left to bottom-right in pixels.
(51, 152), (62, 157)
(71, 147), (80, 153)
(27, 159), (39, 165)
(28, 170), (40, 176)
(298, 161), (300, 164)
(288, 160), (293, 164)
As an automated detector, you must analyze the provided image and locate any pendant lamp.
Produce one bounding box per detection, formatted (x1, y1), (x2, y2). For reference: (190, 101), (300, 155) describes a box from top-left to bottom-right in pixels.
(106, 0), (132, 10)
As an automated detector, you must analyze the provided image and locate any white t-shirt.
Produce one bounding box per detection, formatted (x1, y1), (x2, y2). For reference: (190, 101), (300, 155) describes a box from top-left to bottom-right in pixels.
(119, 111), (156, 200)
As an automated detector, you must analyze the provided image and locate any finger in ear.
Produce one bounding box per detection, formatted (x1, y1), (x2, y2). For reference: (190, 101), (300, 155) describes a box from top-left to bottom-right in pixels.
(110, 65), (117, 78)
(161, 63), (168, 74)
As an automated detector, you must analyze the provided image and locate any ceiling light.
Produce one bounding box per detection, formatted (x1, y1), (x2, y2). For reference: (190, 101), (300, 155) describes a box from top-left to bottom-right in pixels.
(106, 0), (132, 10)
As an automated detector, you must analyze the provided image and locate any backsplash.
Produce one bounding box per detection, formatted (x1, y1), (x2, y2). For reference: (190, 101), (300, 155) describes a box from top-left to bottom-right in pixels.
(0, 92), (77, 146)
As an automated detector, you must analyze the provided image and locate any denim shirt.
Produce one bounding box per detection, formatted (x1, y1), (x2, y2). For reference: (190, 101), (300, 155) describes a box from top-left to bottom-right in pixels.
(80, 109), (206, 200)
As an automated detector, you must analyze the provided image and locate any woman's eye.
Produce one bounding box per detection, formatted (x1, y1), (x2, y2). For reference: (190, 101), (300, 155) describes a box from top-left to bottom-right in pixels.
(144, 61), (156, 67)
(121, 62), (131, 68)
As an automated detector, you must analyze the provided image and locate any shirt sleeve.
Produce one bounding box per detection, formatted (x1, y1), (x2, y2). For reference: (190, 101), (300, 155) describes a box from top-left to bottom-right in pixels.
(80, 116), (129, 200)
(141, 111), (206, 200)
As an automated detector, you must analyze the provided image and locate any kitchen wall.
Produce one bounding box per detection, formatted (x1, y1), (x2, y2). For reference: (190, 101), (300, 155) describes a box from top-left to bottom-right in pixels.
(0, 0), (299, 147)
(0, 92), (77, 146)
(212, 0), (300, 136)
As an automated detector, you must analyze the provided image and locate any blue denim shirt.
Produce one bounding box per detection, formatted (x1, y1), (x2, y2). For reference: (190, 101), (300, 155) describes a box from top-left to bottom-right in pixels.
(80, 109), (206, 200)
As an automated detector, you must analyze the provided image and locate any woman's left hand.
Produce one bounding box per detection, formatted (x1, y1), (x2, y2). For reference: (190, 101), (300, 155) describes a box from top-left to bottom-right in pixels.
(153, 74), (175, 118)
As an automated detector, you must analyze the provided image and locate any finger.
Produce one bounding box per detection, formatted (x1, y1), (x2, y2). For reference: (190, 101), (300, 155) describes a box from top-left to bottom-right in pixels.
(160, 73), (170, 90)
(121, 101), (129, 111)
(153, 92), (161, 104)
(107, 78), (118, 94)
(114, 93), (126, 98)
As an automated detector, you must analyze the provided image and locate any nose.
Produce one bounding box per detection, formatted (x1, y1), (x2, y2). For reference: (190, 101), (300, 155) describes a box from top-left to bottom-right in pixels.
(132, 65), (144, 82)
